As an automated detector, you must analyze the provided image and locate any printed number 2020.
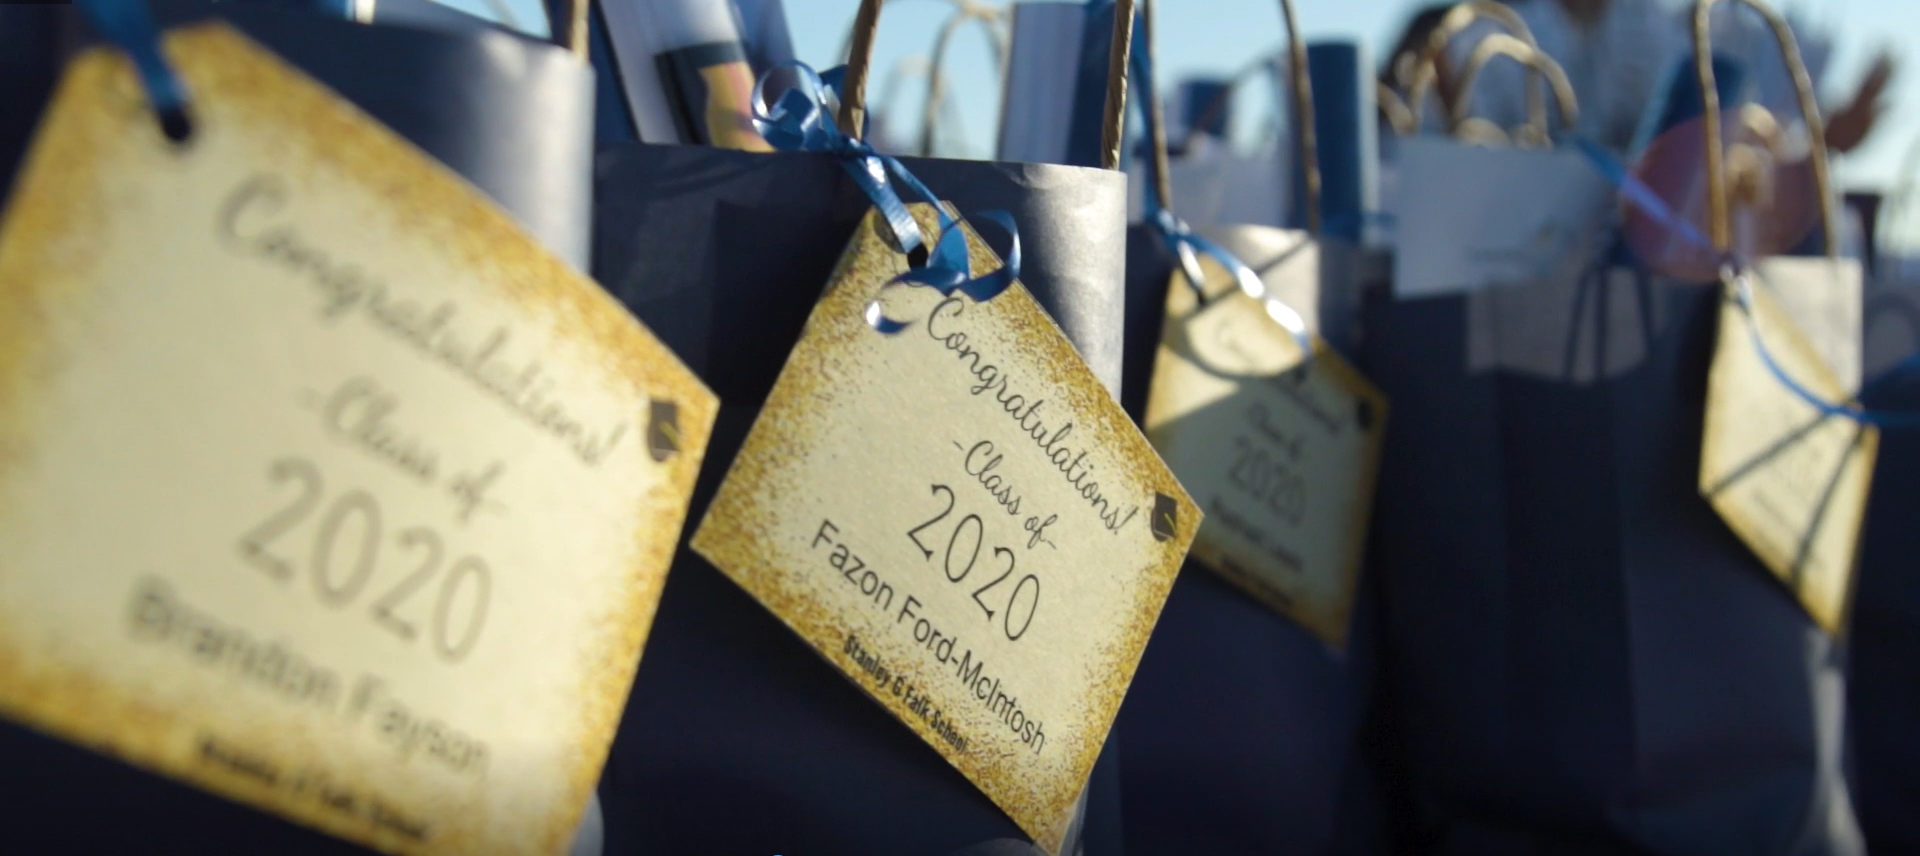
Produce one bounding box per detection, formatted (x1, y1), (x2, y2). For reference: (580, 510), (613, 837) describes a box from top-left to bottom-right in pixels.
(239, 457), (491, 663)
(1228, 437), (1305, 526)
(905, 484), (1040, 641)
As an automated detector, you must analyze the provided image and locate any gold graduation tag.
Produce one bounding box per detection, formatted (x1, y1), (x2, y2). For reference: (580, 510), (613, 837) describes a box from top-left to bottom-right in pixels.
(1144, 261), (1387, 646)
(1701, 274), (1877, 633)
(0, 25), (717, 856)
(692, 205), (1198, 854)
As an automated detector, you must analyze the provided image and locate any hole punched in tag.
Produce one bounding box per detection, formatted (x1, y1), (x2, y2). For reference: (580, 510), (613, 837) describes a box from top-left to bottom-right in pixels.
(862, 206), (1023, 335)
(81, 0), (196, 144)
(870, 210), (928, 266)
(154, 104), (193, 144)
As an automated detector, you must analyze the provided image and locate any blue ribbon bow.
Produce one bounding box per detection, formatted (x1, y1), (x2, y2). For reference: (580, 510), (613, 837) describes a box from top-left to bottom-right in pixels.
(1131, 51), (1313, 359)
(1577, 139), (1918, 428)
(752, 62), (1019, 334)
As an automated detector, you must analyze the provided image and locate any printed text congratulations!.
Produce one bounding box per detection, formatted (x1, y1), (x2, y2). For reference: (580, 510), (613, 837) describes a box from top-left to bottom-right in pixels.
(925, 297), (1139, 535)
(216, 174), (626, 467)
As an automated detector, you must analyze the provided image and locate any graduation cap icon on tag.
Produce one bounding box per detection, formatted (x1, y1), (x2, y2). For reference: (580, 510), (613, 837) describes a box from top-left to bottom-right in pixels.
(1151, 493), (1178, 543)
(647, 399), (680, 463)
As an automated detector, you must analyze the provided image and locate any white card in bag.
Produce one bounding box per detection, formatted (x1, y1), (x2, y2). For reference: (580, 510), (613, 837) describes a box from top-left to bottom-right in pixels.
(1392, 136), (1614, 299)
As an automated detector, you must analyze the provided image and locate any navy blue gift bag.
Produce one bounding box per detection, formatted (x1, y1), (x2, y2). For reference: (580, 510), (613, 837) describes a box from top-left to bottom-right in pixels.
(0, 6), (68, 203)
(1113, 2), (1388, 854)
(1362, 1), (1864, 852)
(1847, 276), (1920, 854)
(588, 2), (1135, 853)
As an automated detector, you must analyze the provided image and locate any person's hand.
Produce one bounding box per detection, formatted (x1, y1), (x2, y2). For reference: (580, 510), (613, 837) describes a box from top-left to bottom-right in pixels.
(1827, 51), (1897, 154)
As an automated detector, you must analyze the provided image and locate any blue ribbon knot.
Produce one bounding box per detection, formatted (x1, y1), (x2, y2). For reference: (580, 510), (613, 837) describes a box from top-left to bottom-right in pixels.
(79, 0), (191, 138)
(1576, 139), (1917, 427)
(1145, 194), (1314, 361)
(752, 62), (1019, 334)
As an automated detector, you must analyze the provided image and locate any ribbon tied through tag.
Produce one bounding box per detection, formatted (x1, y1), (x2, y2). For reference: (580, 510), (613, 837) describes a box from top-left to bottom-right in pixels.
(752, 62), (1020, 334)
(78, 0), (192, 140)
(1145, 203), (1314, 362)
(1130, 33), (1313, 363)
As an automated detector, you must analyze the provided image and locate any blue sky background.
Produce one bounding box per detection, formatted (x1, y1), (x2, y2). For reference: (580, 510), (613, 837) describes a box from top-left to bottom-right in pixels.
(450, 0), (1920, 248)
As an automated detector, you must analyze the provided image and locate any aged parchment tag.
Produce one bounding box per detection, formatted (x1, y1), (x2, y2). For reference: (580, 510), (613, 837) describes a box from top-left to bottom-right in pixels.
(1701, 274), (1877, 633)
(0, 26), (716, 856)
(691, 205), (1198, 854)
(1144, 262), (1386, 646)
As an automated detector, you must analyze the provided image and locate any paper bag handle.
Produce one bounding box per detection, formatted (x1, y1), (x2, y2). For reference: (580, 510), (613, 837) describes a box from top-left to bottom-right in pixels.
(1141, 0), (1320, 235)
(1403, 2), (1542, 133)
(1692, 0), (1836, 256)
(1378, 81), (1416, 137)
(1449, 34), (1579, 144)
(840, 0), (1138, 170)
(918, 1), (1009, 157)
(554, 0), (591, 58)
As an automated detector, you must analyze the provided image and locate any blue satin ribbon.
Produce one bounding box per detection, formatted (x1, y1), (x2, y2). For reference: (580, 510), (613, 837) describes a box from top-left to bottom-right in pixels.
(1728, 271), (1920, 429)
(1574, 138), (1714, 252)
(1148, 205), (1312, 354)
(1131, 49), (1313, 359)
(78, 0), (190, 132)
(752, 62), (1019, 334)
(1576, 140), (1915, 428)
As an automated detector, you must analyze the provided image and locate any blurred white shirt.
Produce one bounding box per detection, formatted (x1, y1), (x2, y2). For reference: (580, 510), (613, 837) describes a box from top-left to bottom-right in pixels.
(1450, 0), (1832, 151)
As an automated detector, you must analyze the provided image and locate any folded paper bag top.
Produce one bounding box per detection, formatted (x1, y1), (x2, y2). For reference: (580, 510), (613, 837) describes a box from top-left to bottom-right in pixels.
(8, 1), (597, 268)
(143, 0), (596, 267)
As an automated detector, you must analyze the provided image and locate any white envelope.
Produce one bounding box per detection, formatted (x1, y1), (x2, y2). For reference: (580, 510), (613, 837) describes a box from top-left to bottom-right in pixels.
(1392, 135), (1615, 299)
(1126, 137), (1290, 229)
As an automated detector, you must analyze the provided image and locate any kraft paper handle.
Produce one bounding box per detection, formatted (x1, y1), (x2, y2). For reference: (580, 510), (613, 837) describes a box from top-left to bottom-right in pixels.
(919, 1), (1008, 157)
(1098, 0), (1138, 171)
(1141, 0), (1320, 234)
(1378, 81), (1416, 137)
(840, 0), (1137, 171)
(1693, 0), (1836, 256)
(1404, 1), (1541, 132)
(1453, 116), (1518, 147)
(547, 0), (590, 59)
(1449, 34), (1579, 144)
